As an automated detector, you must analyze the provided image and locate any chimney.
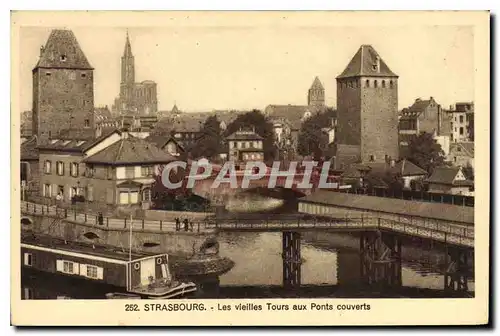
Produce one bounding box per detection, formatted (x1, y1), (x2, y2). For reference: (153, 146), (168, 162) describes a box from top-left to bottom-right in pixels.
(39, 45), (45, 57)
(375, 56), (380, 73)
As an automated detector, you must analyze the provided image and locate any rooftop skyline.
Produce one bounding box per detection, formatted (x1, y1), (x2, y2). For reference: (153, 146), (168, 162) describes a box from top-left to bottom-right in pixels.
(19, 25), (474, 113)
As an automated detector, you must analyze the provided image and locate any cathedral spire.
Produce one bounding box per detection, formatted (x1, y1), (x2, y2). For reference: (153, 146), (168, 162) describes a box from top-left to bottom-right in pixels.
(121, 30), (135, 84)
(124, 29), (133, 58)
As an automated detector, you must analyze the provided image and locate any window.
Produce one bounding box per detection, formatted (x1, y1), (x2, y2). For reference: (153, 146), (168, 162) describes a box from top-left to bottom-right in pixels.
(454, 157), (457, 163)
(459, 115), (464, 123)
(125, 167), (135, 179)
(24, 253), (32, 266)
(130, 191), (139, 204)
(382, 80), (386, 88)
(70, 187), (77, 199)
(143, 188), (151, 202)
(60, 55), (67, 62)
(374, 80), (378, 88)
(389, 80), (393, 88)
(87, 185), (93, 201)
(85, 166), (94, 177)
(84, 119), (90, 128)
(457, 147), (462, 152)
(58, 185), (64, 198)
(141, 166), (153, 177)
(70, 162), (79, 177)
(81, 73), (87, 78)
(459, 127), (464, 135)
(63, 261), (74, 273)
(365, 80), (370, 88)
(43, 184), (51, 197)
(106, 167), (113, 180)
(119, 191), (129, 204)
(56, 161), (64, 176)
(86, 265), (98, 279)
(241, 142), (246, 149)
(370, 155), (375, 162)
(44, 160), (51, 174)
(45, 71), (51, 76)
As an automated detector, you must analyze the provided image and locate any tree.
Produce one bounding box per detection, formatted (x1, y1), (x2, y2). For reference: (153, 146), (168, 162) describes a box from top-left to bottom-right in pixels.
(297, 117), (327, 160)
(190, 115), (223, 160)
(363, 170), (404, 192)
(224, 109), (277, 161)
(297, 108), (336, 160)
(407, 132), (445, 174)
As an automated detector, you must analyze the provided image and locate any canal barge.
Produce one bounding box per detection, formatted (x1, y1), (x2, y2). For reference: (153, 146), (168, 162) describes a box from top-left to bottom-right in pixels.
(21, 233), (197, 299)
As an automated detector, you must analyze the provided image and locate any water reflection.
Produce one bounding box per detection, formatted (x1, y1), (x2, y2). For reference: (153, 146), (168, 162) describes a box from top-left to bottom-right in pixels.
(21, 231), (474, 299)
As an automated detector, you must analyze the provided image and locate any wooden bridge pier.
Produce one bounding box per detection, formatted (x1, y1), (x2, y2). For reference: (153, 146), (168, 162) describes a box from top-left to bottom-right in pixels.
(282, 231), (302, 288)
(444, 246), (471, 293)
(360, 231), (402, 288)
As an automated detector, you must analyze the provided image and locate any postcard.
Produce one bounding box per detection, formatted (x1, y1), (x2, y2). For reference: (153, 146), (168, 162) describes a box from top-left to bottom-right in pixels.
(11, 10), (489, 326)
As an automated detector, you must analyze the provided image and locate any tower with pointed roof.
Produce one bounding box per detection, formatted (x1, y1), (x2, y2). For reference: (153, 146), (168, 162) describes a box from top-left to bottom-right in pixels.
(308, 76), (325, 107)
(113, 31), (158, 116)
(335, 45), (399, 167)
(120, 31), (135, 110)
(32, 29), (95, 142)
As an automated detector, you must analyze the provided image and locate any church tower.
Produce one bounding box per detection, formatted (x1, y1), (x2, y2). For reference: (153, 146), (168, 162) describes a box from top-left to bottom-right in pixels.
(32, 29), (94, 142)
(120, 31), (135, 112)
(335, 45), (399, 167)
(308, 76), (325, 107)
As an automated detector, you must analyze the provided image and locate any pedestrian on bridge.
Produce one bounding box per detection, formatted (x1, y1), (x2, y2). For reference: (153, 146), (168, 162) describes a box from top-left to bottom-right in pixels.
(175, 217), (180, 231)
(183, 218), (189, 232)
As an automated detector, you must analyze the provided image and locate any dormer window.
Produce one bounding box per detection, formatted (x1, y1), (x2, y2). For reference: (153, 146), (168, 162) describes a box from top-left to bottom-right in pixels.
(60, 55), (67, 62)
(372, 64), (377, 71)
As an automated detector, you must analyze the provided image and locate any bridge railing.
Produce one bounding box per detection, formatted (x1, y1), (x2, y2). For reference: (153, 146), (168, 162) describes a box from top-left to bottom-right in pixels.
(20, 201), (207, 233)
(206, 215), (474, 248)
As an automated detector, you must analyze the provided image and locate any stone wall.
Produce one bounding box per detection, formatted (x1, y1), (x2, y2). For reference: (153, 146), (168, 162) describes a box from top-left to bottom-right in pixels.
(27, 214), (215, 258)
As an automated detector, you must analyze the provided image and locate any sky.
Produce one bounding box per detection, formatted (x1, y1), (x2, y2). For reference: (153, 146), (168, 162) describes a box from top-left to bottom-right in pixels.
(18, 24), (474, 113)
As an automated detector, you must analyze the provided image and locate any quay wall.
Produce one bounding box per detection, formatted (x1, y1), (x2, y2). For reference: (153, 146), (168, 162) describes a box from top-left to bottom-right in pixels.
(26, 214), (216, 258)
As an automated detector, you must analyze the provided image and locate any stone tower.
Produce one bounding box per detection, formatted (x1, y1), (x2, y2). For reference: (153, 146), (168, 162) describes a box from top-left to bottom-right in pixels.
(120, 31), (135, 112)
(335, 45), (399, 167)
(307, 76), (325, 107)
(32, 29), (94, 142)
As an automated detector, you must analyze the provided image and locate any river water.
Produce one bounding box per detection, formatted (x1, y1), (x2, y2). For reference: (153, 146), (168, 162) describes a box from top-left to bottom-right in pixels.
(21, 230), (475, 299)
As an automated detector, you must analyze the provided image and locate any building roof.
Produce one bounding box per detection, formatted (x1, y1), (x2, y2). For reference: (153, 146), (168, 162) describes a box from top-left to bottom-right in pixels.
(34, 29), (93, 70)
(451, 142), (475, 157)
(426, 166), (473, 186)
(299, 190), (474, 224)
(38, 129), (120, 153)
(83, 134), (176, 165)
(21, 136), (39, 161)
(265, 104), (322, 130)
(95, 106), (113, 121)
(337, 45), (398, 79)
(310, 76), (324, 90)
(342, 159), (427, 178)
(155, 110), (247, 134)
(144, 134), (185, 152)
(226, 130), (264, 141)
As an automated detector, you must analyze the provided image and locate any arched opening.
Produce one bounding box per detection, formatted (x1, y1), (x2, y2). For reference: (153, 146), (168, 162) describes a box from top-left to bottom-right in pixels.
(365, 79), (370, 88)
(382, 80), (386, 88)
(21, 217), (32, 226)
(390, 80), (394, 88)
(374, 80), (378, 88)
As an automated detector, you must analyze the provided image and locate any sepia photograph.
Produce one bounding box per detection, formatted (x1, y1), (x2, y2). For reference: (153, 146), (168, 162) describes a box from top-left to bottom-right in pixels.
(10, 10), (489, 326)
